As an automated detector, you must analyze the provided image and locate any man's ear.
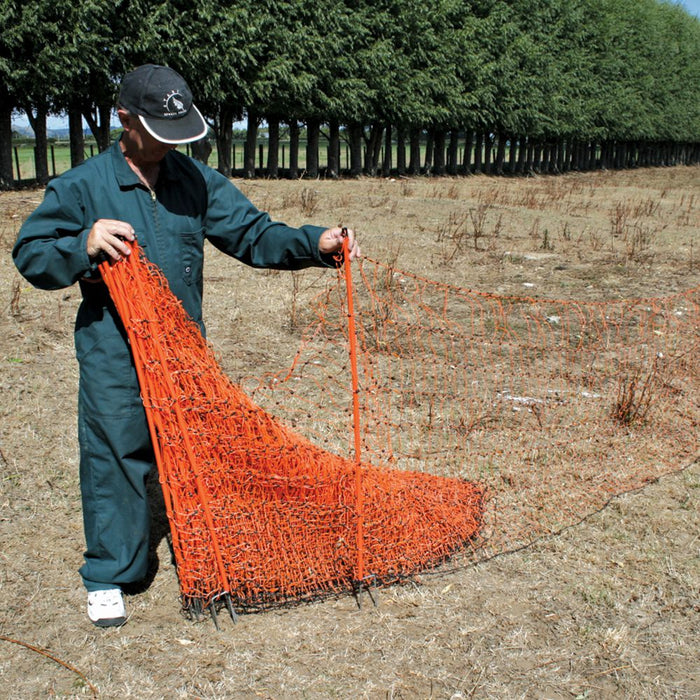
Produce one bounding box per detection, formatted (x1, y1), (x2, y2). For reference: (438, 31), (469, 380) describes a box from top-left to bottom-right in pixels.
(117, 108), (131, 130)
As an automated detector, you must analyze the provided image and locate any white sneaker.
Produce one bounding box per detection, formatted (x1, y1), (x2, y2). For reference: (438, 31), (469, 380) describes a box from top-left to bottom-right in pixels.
(87, 589), (127, 627)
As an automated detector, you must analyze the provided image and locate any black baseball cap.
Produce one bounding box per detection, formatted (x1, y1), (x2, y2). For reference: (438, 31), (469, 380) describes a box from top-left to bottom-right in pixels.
(118, 64), (208, 144)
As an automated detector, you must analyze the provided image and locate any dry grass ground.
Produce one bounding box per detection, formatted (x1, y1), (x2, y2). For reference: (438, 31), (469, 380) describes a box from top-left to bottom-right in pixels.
(0, 166), (698, 699)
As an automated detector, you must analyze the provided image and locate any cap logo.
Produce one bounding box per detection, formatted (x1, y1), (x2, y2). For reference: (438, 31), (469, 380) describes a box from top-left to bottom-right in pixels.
(163, 90), (187, 118)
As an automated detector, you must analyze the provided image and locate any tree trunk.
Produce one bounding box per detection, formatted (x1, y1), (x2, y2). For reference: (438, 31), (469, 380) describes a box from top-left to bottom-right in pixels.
(364, 122), (382, 175)
(532, 143), (542, 172)
(214, 107), (234, 176)
(349, 123), (363, 176)
(372, 126), (383, 174)
(508, 135), (517, 173)
(267, 116), (280, 178)
(396, 126), (406, 175)
(433, 129), (446, 175)
(327, 118), (340, 179)
(26, 103), (50, 184)
(586, 141), (603, 170)
(423, 129), (434, 174)
(616, 141), (626, 169)
(35, 108), (49, 183)
(556, 140), (565, 172)
(576, 140), (586, 171)
(473, 132), (483, 173)
(83, 103), (112, 152)
(541, 143), (552, 173)
(0, 95), (13, 189)
(69, 104), (84, 168)
(289, 120), (300, 179)
(525, 140), (535, 173)
(408, 128), (421, 175)
(494, 132), (507, 175)
(516, 135), (527, 174)
(381, 123), (392, 177)
(462, 129), (474, 172)
(98, 104), (112, 151)
(244, 109), (258, 178)
(447, 128), (459, 175)
(306, 117), (320, 178)
(483, 132), (493, 173)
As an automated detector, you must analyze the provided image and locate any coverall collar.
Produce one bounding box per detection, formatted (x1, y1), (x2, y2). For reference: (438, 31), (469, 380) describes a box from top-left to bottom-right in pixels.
(111, 136), (178, 191)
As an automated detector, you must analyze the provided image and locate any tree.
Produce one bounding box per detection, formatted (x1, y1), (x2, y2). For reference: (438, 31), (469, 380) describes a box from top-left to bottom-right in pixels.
(1, 0), (81, 183)
(146, 0), (258, 176)
(2, 0), (700, 189)
(0, 0), (20, 188)
(248, 0), (366, 178)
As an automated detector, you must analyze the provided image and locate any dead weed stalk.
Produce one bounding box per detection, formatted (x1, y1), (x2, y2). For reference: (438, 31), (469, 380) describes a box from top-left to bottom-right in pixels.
(10, 278), (21, 317)
(611, 357), (662, 426)
(300, 187), (319, 216)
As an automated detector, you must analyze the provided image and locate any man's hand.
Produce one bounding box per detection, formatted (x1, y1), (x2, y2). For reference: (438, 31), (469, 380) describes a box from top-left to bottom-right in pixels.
(319, 226), (361, 262)
(86, 219), (136, 262)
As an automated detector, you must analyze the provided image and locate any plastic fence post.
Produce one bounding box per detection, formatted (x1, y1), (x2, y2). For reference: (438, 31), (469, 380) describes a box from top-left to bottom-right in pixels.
(341, 232), (365, 588)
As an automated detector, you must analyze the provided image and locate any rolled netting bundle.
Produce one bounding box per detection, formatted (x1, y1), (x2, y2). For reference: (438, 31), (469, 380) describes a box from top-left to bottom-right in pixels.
(99, 243), (485, 616)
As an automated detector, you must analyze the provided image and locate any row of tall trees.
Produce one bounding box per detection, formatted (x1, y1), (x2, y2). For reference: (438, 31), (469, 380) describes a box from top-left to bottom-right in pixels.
(2, 0), (699, 187)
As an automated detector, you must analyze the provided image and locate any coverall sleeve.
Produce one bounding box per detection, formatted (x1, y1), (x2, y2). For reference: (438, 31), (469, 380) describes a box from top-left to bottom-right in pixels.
(12, 182), (96, 290)
(201, 168), (337, 270)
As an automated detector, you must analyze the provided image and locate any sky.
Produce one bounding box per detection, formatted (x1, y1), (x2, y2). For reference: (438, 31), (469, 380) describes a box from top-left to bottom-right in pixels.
(11, 0), (700, 132)
(680, 0), (700, 15)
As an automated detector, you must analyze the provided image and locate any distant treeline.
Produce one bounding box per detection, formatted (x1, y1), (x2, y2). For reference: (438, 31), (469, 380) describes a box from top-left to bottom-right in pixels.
(2, 0), (699, 188)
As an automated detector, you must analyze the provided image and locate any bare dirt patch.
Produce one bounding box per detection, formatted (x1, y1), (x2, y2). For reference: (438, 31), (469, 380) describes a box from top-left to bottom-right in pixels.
(1, 167), (698, 698)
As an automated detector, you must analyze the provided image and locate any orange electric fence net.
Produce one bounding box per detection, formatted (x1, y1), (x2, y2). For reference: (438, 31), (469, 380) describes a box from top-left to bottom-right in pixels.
(248, 258), (698, 564)
(99, 243), (485, 618)
(101, 242), (699, 618)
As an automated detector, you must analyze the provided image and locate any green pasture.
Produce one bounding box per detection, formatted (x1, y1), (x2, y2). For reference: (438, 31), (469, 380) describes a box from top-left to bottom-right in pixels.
(11, 140), (281, 181)
(11, 140), (391, 182)
(10, 138), (455, 182)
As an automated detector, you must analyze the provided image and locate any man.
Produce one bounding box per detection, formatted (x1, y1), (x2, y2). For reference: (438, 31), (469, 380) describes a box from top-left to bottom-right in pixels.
(13, 64), (360, 627)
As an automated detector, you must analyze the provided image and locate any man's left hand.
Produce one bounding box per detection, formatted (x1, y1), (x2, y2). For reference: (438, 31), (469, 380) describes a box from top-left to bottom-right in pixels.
(319, 227), (361, 261)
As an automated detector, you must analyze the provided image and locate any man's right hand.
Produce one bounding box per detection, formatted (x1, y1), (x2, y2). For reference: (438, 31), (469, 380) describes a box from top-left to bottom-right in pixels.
(86, 219), (136, 262)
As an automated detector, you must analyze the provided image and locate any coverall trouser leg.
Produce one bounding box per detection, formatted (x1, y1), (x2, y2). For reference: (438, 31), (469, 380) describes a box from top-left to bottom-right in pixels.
(78, 400), (154, 592)
(75, 298), (155, 592)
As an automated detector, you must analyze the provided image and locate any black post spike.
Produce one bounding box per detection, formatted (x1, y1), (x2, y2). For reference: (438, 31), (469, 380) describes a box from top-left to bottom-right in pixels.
(353, 577), (379, 610)
(188, 597), (203, 622)
(353, 580), (363, 610)
(223, 593), (238, 624)
(366, 580), (378, 608)
(209, 599), (220, 630)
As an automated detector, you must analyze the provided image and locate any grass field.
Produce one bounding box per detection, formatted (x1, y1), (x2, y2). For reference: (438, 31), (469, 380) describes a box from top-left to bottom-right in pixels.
(11, 139), (373, 182)
(10, 138), (474, 182)
(0, 166), (698, 698)
(11, 141), (237, 181)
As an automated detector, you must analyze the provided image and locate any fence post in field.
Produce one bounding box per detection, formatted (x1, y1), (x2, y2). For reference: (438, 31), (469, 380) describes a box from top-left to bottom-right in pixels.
(13, 146), (20, 182)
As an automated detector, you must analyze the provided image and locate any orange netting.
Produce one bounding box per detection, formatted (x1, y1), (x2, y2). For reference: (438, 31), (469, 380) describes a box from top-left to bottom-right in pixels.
(100, 241), (699, 617)
(249, 258), (699, 563)
(99, 243), (485, 616)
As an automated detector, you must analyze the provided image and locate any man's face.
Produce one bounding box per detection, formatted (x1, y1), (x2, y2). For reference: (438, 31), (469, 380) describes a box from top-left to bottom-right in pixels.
(118, 110), (176, 164)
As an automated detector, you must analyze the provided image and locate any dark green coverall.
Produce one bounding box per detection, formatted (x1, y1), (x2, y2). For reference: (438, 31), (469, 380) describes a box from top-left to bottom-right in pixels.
(13, 138), (333, 592)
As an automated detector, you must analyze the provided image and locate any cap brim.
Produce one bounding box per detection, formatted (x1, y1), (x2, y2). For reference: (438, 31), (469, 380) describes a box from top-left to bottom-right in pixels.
(139, 104), (208, 145)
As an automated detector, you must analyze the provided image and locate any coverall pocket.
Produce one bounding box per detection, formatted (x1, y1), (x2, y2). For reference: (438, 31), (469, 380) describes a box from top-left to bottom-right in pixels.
(76, 305), (142, 417)
(180, 230), (204, 286)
